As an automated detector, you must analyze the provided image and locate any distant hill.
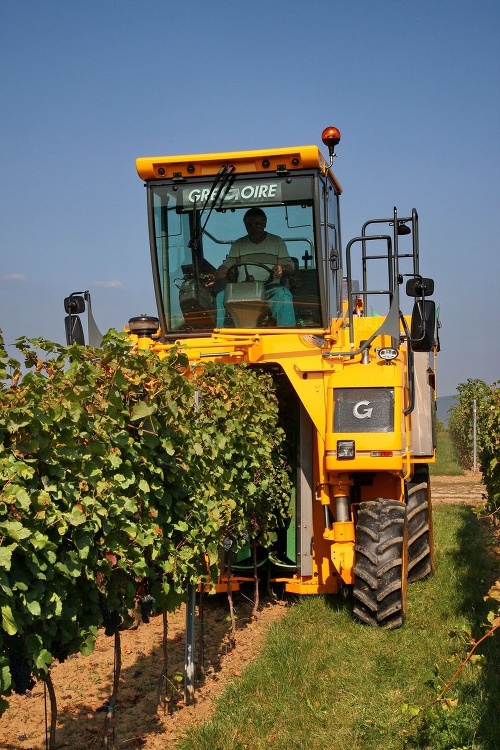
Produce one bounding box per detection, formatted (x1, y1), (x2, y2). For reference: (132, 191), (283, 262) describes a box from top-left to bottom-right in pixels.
(436, 395), (456, 427)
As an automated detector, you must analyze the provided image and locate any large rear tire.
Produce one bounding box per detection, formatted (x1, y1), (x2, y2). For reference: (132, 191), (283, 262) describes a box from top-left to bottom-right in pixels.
(406, 467), (435, 583)
(353, 499), (408, 630)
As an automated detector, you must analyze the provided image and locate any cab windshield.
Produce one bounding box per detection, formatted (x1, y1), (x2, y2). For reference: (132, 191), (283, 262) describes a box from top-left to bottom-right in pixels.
(149, 173), (323, 332)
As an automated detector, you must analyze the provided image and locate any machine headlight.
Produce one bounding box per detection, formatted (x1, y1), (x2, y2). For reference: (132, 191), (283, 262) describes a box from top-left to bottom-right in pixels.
(337, 440), (355, 459)
(377, 347), (398, 361)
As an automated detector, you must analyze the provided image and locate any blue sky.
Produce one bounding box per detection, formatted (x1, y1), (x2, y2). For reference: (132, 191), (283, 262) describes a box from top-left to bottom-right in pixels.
(1, 0), (499, 396)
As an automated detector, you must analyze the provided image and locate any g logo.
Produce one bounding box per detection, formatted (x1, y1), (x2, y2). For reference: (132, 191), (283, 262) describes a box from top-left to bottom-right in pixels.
(353, 400), (373, 419)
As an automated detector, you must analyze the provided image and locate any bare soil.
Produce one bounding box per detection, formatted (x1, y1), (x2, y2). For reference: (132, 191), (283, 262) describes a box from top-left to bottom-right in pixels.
(1, 589), (288, 750)
(430, 470), (486, 505)
(1, 473), (492, 750)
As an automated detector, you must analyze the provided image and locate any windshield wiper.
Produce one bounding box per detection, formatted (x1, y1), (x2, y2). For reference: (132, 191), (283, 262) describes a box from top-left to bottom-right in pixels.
(187, 165), (235, 290)
(200, 165), (235, 235)
(188, 165), (234, 252)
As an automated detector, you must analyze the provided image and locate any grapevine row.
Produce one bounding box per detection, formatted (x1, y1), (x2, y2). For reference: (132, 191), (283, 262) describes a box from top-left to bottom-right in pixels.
(0, 330), (292, 712)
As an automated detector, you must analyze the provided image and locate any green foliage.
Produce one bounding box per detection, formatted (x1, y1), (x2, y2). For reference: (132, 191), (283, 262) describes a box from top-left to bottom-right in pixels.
(406, 624), (487, 749)
(410, 701), (483, 750)
(0, 330), (291, 709)
(448, 379), (490, 470)
(448, 378), (500, 518)
(478, 383), (500, 520)
(190, 362), (291, 550)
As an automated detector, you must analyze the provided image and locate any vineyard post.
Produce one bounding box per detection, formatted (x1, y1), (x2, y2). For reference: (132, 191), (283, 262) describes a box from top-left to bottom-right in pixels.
(473, 399), (477, 473)
(184, 583), (196, 705)
(182, 388), (201, 705)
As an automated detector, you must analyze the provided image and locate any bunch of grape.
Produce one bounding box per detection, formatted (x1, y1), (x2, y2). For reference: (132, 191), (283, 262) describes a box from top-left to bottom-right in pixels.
(50, 640), (70, 663)
(98, 597), (122, 636)
(139, 595), (155, 624)
(222, 528), (250, 551)
(222, 536), (233, 551)
(9, 651), (35, 695)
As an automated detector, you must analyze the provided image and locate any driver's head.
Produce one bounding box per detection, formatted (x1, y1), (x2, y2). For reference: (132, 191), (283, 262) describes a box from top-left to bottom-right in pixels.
(243, 208), (267, 242)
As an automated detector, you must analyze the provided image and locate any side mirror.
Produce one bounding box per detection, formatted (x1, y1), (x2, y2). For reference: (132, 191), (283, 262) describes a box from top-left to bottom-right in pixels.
(64, 293), (86, 345)
(63, 291), (102, 347)
(64, 292), (102, 347)
(411, 300), (436, 352)
(64, 295), (86, 314)
(406, 277), (434, 297)
(64, 314), (85, 346)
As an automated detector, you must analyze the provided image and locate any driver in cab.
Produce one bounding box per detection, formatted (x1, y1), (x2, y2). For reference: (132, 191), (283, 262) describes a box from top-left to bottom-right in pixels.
(212, 207), (296, 327)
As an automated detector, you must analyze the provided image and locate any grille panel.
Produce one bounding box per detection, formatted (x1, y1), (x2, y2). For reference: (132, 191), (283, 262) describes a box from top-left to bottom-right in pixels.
(334, 387), (394, 433)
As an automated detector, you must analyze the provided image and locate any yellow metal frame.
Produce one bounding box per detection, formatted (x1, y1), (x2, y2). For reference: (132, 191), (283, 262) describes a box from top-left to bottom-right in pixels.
(136, 144), (342, 193)
(133, 144), (436, 598)
(131, 310), (434, 596)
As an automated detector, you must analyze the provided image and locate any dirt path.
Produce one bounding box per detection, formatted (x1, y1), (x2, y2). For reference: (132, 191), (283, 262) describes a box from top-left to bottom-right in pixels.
(1, 589), (287, 750)
(431, 472), (486, 504)
(1, 474), (489, 750)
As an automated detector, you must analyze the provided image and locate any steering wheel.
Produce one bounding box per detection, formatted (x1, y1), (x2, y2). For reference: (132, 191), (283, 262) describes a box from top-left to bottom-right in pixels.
(226, 262), (275, 284)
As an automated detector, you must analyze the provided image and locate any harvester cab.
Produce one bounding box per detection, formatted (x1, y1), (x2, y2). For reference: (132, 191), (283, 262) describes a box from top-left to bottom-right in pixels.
(128, 127), (438, 629)
(135, 131), (345, 336)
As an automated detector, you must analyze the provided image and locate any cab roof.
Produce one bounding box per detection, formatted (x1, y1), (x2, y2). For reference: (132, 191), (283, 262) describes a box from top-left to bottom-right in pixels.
(136, 144), (342, 192)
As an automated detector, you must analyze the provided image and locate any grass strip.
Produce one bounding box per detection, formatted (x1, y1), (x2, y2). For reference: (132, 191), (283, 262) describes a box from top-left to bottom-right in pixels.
(431, 426), (463, 476)
(176, 505), (500, 750)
